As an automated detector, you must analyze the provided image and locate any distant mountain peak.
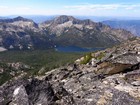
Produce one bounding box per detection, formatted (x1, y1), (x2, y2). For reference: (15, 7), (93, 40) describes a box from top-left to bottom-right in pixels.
(53, 15), (76, 24)
(44, 15), (96, 26)
(13, 16), (33, 22)
(14, 16), (25, 20)
(0, 16), (34, 23)
(103, 20), (140, 36)
(56, 15), (75, 19)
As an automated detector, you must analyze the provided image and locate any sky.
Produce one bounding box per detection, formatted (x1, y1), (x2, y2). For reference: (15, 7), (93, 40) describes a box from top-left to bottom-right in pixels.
(0, 0), (140, 17)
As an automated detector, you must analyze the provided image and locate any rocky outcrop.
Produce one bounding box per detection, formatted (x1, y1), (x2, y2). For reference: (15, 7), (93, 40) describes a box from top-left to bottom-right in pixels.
(1, 62), (140, 105)
(9, 85), (29, 105)
(76, 37), (140, 74)
(0, 78), (57, 105)
(0, 62), (31, 85)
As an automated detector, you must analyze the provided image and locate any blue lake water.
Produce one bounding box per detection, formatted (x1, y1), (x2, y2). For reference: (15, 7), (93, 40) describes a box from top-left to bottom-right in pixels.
(55, 46), (105, 52)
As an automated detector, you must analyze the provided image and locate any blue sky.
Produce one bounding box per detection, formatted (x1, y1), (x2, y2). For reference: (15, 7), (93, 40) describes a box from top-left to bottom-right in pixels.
(0, 0), (140, 17)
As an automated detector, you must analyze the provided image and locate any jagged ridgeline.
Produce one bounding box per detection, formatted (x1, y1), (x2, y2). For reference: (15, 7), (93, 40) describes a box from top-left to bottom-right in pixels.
(0, 15), (134, 50)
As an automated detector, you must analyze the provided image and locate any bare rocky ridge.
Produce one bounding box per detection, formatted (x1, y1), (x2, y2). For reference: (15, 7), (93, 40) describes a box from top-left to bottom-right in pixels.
(0, 37), (140, 105)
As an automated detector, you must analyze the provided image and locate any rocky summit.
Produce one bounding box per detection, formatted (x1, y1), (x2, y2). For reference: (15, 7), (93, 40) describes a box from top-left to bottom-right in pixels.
(0, 37), (140, 105)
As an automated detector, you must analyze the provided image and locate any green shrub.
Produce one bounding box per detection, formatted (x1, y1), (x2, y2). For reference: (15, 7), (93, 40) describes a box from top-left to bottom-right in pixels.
(96, 52), (106, 60)
(80, 53), (92, 64)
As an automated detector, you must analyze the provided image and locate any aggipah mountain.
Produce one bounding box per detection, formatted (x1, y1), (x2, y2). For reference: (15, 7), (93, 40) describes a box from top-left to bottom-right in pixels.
(0, 15), (134, 50)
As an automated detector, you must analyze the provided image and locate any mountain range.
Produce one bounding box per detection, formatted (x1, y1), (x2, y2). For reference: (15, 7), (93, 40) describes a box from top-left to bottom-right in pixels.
(0, 15), (134, 50)
(103, 20), (140, 36)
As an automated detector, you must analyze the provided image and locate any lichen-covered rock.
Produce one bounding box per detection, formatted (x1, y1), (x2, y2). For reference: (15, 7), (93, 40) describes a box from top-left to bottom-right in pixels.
(25, 79), (57, 105)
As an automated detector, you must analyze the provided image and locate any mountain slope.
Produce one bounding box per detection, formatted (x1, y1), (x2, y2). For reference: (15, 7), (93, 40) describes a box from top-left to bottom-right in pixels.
(102, 20), (140, 36)
(40, 15), (134, 48)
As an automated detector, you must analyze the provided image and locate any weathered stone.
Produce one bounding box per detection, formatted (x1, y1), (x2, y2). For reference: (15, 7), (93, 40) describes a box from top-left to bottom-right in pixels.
(131, 81), (140, 86)
(97, 62), (132, 75)
(25, 79), (57, 105)
(9, 85), (29, 105)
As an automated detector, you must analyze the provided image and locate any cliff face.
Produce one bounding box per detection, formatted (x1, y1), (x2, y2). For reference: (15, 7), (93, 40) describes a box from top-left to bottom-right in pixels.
(0, 37), (140, 105)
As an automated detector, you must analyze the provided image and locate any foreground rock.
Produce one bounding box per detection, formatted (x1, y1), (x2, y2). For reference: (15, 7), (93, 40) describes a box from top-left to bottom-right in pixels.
(0, 37), (140, 105)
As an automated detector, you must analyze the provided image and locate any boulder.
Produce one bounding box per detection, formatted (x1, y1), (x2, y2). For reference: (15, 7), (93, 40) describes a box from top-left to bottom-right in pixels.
(9, 85), (30, 105)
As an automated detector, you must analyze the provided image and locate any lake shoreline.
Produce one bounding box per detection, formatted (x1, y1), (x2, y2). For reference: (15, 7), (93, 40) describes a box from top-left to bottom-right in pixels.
(55, 46), (105, 52)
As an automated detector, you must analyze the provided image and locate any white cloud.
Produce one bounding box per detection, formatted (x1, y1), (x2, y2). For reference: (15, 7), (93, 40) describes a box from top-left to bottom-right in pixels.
(0, 6), (8, 9)
(124, 4), (140, 10)
(0, 6), (33, 15)
(0, 4), (140, 17)
(16, 7), (31, 10)
(64, 4), (140, 11)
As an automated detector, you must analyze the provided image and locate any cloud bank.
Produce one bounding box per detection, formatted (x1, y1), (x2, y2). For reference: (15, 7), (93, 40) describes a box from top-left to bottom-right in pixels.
(64, 4), (140, 10)
(0, 3), (140, 17)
